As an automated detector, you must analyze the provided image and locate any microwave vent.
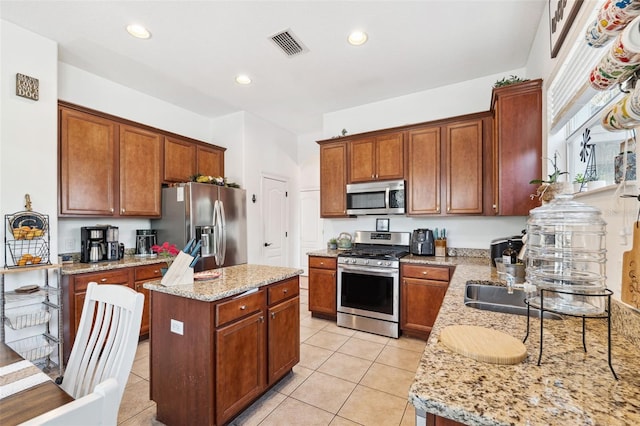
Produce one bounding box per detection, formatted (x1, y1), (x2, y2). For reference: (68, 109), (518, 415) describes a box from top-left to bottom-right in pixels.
(269, 29), (308, 57)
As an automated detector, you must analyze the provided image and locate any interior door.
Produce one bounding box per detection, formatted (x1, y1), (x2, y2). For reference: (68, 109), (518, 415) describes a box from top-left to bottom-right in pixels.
(262, 176), (288, 266)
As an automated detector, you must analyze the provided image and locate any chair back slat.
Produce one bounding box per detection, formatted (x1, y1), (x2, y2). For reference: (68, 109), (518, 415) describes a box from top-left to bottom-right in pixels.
(61, 283), (144, 412)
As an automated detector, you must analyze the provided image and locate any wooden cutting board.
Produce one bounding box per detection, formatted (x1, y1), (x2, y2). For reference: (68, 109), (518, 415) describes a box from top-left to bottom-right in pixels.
(622, 222), (640, 309)
(439, 325), (527, 365)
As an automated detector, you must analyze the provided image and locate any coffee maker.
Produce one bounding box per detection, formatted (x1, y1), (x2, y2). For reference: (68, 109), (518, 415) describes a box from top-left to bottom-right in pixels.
(81, 225), (122, 263)
(136, 229), (157, 256)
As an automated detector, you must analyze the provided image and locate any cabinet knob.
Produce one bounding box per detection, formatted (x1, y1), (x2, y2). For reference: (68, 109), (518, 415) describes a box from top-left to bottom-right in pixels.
(154, 270), (159, 274)
(271, 312), (276, 319)
(121, 208), (125, 214)
(422, 271), (428, 275)
(110, 208), (114, 213)
(240, 305), (246, 310)
(100, 278), (107, 282)
(259, 316), (264, 323)
(283, 289), (288, 294)
(371, 174), (375, 179)
(320, 262), (324, 266)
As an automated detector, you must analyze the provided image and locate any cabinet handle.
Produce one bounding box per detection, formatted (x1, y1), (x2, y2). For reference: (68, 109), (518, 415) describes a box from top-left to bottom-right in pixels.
(100, 278), (107, 282)
(283, 289), (288, 294)
(271, 312), (276, 319)
(240, 305), (246, 310)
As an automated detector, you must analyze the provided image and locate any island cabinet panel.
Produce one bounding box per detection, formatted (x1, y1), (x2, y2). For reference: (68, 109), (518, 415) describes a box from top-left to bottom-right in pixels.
(400, 264), (450, 340)
(59, 107), (117, 216)
(197, 144), (225, 178)
(216, 310), (266, 425)
(491, 79), (542, 216)
(119, 124), (162, 217)
(164, 137), (196, 183)
(267, 279), (300, 384)
(319, 141), (348, 218)
(406, 126), (441, 215)
(308, 256), (337, 318)
(150, 277), (300, 426)
(151, 291), (215, 426)
(426, 413), (466, 426)
(445, 119), (483, 214)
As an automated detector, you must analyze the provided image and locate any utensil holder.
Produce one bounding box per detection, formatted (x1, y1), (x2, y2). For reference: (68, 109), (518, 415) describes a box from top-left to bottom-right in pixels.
(435, 239), (447, 257)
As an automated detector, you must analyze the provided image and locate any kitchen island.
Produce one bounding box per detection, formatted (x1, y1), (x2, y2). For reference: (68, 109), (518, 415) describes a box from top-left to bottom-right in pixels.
(409, 263), (640, 425)
(144, 264), (303, 426)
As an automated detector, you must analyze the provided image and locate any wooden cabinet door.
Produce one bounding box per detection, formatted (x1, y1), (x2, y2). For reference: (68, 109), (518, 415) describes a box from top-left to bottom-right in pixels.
(349, 137), (376, 183)
(492, 80), (542, 216)
(375, 132), (404, 181)
(407, 127), (441, 215)
(445, 119), (483, 214)
(308, 267), (337, 317)
(319, 141), (348, 217)
(401, 277), (448, 338)
(216, 311), (266, 425)
(119, 124), (162, 217)
(197, 145), (224, 177)
(59, 107), (117, 216)
(164, 137), (195, 183)
(268, 296), (300, 384)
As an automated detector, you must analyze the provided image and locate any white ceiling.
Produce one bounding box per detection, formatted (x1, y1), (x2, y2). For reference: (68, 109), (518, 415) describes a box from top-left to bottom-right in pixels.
(0, 0), (546, 135)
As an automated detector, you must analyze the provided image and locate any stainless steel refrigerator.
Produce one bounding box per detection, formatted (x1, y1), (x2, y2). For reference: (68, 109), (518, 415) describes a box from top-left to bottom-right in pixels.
(151, 182), (247, 271)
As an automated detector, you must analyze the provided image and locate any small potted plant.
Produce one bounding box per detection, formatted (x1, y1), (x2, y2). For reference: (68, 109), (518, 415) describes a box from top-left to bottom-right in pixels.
(573, 173), (587, 193)
(327, 238), (338, 250)
(529, 152), (569, 202)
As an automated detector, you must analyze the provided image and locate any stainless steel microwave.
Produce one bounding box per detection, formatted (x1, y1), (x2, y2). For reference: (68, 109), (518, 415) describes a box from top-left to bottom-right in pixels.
(346, 180), (406, 215)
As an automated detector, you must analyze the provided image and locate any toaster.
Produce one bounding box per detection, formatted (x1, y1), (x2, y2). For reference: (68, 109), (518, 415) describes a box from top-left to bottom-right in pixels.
(490, 235), (524, 266)
(410, 229), (435, 256)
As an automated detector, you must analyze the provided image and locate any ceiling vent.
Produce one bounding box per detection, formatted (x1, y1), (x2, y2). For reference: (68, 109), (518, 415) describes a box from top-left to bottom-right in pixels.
(269, 29), (308, 57)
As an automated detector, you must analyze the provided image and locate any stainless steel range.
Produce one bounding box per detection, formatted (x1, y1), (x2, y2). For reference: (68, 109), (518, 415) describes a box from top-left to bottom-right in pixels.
(337, 231), (411, 338)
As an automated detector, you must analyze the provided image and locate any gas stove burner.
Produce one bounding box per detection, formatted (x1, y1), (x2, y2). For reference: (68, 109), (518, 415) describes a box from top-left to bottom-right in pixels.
(338, 248), (409, 260)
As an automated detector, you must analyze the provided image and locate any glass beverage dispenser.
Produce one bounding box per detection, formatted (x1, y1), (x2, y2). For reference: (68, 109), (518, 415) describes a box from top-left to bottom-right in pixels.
(526, 194), (607, 314)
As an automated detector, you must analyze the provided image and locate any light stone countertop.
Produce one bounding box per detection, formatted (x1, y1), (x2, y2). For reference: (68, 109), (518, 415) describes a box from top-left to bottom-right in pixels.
(61, 255), (170, 275)
(143, 264), (303, 302)
(409, 263), (640, 425)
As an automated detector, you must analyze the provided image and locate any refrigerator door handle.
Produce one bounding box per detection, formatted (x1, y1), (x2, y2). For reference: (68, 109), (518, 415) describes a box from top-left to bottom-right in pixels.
(212, 200), (221, 265)
(219, 201), (227, 265)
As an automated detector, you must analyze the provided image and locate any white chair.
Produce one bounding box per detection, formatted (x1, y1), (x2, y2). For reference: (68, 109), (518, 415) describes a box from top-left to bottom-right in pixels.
(19, 378), (119, 426)
(60, 283), (144, 413)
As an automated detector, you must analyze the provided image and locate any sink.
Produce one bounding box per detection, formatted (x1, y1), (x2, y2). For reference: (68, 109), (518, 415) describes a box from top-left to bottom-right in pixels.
(464, 281), (563, 320)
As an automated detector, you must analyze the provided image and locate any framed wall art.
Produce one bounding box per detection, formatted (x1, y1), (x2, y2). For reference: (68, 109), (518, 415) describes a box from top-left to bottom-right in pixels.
(16, 73), (39, 101)
(549, 0), (583, 58)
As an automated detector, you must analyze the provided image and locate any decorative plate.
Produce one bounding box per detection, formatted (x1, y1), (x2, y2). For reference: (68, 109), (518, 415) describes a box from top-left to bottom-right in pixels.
(193, 270), (222, 281)
(9, 212), (45, 230)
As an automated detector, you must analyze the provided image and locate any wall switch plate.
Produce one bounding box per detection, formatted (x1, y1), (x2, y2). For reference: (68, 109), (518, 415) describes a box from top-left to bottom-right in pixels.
(170, 319), (184, 335)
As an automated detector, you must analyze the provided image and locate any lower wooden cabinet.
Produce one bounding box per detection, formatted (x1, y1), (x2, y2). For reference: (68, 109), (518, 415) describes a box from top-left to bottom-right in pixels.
(151, 276), (300, 426)
(308, 256), (337, 318)
(401, 264), (450, 339)
(62, 262), (166, 362)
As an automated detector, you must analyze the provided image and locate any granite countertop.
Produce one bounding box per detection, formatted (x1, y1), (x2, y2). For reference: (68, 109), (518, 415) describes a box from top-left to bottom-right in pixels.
(409, 264), (640, 425)
(61, 255), (170, 275)
(143, 264), (303, 302)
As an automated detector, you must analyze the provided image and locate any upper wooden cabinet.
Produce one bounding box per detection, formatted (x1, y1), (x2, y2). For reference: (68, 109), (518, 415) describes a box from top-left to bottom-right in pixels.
(119, 124), (162, 216)
(197, 144), (225, 177)
(349, 132), (404, 183)
(319, 141), (348, 218)
(491, 79), (543, 216)
(445, 119), (483, 214)
(164, 137), (196, 182)
(406, 126), (441, 215)
(60, 102), (225, 216)
(59, 108), (118, 216)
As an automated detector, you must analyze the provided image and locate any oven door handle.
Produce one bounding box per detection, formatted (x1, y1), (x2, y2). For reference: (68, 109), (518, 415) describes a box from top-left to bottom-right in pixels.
(339, 265), (396, 276)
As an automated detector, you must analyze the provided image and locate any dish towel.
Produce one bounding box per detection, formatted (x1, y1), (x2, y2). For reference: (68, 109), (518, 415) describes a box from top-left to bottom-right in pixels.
(0, 360), (51, 400)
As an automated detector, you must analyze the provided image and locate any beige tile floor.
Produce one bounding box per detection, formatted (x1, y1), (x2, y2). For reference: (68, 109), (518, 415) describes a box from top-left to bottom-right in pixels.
(117, 276), (426, 426)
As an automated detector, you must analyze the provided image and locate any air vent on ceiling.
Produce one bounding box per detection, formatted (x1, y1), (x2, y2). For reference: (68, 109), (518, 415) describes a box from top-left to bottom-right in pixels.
(269, 29), (308, 57)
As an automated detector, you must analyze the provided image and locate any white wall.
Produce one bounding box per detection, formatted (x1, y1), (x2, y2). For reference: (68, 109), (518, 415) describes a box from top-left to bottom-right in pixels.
(1, 20), (58, 289)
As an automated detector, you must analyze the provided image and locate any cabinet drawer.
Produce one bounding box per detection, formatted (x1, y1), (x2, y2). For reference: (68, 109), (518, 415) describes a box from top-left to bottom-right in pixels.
(216, 290), (265, 327)
(73, 268), (132, 291)
(135, 262), (167, 281)
(268, 277), (299, 306)
(309, 256), (337, 270)
(402, 264), (449, 281)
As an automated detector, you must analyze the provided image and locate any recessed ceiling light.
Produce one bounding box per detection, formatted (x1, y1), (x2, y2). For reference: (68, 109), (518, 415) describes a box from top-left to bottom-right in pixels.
(126, 24), (151, 39)
(235, 75), (252, 85)
(348, 30), (368, 46)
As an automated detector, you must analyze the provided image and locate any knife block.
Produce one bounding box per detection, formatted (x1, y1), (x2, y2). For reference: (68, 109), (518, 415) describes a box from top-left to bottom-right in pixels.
(161, 251), (194, 286)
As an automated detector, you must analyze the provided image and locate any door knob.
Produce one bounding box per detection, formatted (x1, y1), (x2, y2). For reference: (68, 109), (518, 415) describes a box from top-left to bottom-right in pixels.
(264, 242), (272, 247)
